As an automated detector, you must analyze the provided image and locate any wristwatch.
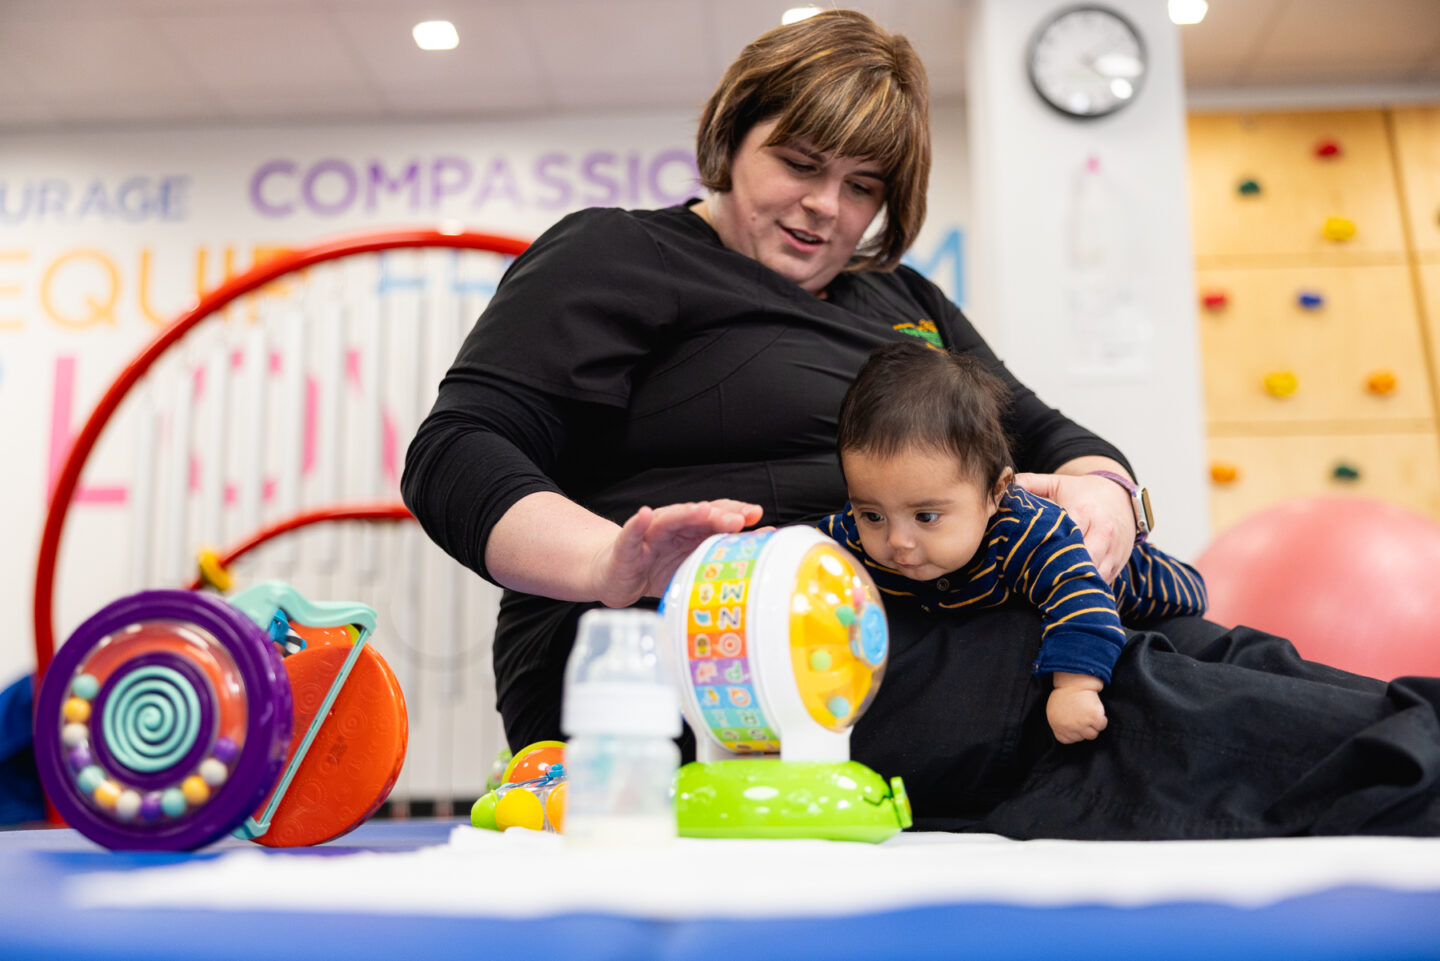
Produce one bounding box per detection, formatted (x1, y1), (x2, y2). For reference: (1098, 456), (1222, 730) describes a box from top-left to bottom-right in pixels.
(1088, 470), (1153, 545)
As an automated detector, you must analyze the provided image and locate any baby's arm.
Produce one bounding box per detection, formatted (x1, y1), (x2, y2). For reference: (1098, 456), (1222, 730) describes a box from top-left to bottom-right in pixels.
(994, 490), (1125, 743)
(1047, 672), (1107, 743)
(1116, 543), (1208, 624)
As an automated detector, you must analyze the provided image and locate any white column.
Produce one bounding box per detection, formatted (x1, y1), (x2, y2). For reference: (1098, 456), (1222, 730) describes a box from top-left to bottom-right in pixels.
(966, 0), (1210, 558)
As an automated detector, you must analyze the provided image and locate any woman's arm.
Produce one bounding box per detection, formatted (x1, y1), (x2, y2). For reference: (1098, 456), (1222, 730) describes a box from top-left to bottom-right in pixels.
(403, 376), (761, 606)
(403, 208), (768, 603)
(486, 492), (762, 607)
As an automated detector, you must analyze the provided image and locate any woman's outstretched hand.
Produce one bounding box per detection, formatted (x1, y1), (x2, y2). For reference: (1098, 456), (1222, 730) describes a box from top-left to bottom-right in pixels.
(591, 499), (765, 608)
(1014, 471), (1135, 583)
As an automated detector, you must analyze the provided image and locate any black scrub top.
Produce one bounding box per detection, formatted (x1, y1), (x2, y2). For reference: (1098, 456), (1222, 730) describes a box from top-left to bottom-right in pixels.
(402, 202), (1128, 748)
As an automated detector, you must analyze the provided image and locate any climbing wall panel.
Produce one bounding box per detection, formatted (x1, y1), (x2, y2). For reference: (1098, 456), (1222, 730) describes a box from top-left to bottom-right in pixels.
(1206, 431), (1440, 533)
(1196, 264), (1431, 426)
(1188, 107), (1440, 533)
(1188, 110), (1408, 264)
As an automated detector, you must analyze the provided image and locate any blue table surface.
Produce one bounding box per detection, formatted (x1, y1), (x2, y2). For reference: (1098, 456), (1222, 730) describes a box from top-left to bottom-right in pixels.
(4, 819), (1440, 961)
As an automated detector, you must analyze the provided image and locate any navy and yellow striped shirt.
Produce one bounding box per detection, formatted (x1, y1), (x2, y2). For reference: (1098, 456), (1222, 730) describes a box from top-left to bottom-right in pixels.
(816, 486), (1208, 683)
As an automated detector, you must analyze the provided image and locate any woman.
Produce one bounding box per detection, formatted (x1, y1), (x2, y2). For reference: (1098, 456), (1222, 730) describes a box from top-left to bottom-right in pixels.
(403, 10), (1440, 838)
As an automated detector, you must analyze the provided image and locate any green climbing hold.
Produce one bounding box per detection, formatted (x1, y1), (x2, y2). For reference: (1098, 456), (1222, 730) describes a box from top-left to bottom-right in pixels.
(1332, 463), (1361, 482)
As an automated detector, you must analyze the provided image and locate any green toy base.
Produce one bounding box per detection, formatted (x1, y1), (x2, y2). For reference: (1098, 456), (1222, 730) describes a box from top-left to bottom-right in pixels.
(675, 758), (911, 843)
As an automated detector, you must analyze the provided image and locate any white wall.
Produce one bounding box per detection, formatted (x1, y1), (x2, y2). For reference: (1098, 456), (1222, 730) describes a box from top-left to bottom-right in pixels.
(966, 0), (1210, 560)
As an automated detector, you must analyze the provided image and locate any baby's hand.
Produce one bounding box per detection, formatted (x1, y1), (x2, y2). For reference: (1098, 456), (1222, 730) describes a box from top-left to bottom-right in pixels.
(1046, 673), (1108, 744)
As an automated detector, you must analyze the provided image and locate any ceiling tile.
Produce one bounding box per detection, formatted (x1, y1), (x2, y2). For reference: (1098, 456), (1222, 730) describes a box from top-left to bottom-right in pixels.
(1409, 47), (1440, 82)
(327, 4), (547, 95)
(49, 91), (224, 127)
(519, 0), (711, 83)
(1239, 0), (1440, 82)
(1243, 57), (1438, 85)
(212, 87), (387, 121)
(1, 0), (1436, 134)
(1179, 0), (1287, 87)
(380, 82), (555, 118)
(549, 74), (714, 112)
(154, 9), (374, 95)
(0, 16), (201, 99)
(0, 102), (61, 130)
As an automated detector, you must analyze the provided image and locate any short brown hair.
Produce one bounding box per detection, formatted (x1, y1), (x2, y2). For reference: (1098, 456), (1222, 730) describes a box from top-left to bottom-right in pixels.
(837, 341), (1013, 491)
(696, 9), (931, 271)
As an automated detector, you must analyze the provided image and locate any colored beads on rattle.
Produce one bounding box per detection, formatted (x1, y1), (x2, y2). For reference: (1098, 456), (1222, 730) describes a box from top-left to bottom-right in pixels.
(94, 780), (122, 809)
(58, 657), (242, 826)
(115, 791), (142, 820)
(182, 776), (211, 806)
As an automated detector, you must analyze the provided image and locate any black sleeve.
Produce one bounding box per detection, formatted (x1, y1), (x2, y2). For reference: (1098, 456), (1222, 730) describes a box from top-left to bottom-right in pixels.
(400, 377), (570, 583)
(895, 267), (1134, 477)
(401, 207), (664, 583)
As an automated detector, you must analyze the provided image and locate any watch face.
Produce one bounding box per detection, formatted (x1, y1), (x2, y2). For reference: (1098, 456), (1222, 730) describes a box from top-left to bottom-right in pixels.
(1027, 5), (1147, 119)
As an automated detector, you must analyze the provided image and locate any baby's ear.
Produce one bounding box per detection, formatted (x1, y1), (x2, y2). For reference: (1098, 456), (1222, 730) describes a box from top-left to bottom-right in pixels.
(993, 466), (1015, 501)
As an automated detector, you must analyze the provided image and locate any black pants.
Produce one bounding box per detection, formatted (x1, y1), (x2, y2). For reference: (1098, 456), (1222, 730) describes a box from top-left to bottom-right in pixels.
(851, 603), (1440, 838)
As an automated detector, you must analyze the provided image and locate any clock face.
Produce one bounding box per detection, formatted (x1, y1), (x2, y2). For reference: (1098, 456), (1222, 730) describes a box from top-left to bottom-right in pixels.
(1027, 5), (1147, 119)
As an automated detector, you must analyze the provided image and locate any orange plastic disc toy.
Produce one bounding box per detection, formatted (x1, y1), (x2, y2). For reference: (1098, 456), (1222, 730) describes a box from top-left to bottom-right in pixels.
(252, 641), (408, 847)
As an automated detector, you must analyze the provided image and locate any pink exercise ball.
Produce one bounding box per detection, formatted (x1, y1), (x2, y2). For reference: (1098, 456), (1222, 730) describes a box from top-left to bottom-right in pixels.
(1195, 497), (1440, 680)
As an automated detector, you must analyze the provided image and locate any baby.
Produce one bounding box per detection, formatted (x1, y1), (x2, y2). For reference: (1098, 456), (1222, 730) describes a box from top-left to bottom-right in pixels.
(817, 340), (1207, 743)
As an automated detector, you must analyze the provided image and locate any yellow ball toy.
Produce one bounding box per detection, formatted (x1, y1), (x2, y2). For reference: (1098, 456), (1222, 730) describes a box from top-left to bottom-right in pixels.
(493, 783), (546, 832)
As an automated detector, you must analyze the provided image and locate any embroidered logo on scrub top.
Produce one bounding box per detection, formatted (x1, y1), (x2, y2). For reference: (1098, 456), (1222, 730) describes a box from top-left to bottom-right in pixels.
(893, 320), (943, 347)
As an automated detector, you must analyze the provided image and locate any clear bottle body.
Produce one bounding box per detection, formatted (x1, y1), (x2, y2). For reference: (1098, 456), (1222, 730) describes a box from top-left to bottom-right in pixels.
(563, 733), (679, 846)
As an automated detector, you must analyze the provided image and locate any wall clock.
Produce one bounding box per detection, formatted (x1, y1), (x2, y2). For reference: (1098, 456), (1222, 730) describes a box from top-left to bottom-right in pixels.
(1027, 5), (1147, 120)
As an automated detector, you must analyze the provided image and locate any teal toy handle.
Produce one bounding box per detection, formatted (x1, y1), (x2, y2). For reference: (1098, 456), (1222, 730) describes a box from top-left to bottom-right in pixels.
(226, 581), (378, 840)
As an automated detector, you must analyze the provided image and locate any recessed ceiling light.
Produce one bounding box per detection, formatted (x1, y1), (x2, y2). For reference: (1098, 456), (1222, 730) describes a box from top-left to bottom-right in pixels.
(1168, 0), (1208, 25)
(413, 20), (459, 51)
(782, 6), (822, 26)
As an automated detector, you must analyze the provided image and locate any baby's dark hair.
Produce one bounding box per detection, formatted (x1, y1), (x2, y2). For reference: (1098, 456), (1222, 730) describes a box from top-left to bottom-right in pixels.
(837, 340), (1013, 491)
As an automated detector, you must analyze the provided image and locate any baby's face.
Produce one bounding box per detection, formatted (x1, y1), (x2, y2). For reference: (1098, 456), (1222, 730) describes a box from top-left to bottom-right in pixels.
(842, 445), (1001, 582)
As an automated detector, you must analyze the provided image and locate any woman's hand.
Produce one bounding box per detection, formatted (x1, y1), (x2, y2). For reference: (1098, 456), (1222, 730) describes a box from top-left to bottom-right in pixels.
(1014, 470), (1135, 583)
(590, 499), (765, 609)
(1046, 673), (1107, 744)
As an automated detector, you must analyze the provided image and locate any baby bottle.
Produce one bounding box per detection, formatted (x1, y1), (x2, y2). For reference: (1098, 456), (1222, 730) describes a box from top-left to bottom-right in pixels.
(561, 608), (681, 846)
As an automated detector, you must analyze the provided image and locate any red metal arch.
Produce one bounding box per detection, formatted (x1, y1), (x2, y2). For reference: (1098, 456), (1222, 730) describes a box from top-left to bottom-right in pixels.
(33, 226), (530, 679)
